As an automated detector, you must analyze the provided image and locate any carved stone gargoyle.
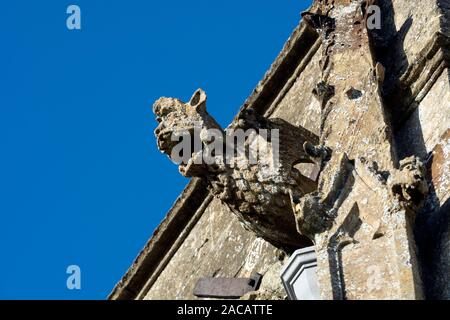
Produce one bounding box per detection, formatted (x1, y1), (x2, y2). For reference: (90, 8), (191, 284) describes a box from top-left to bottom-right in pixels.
(153, 89), (327, 248)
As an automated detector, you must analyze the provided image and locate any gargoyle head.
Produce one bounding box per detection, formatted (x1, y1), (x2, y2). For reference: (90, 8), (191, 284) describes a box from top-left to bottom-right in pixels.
(153, 89), (222, 176)
(389, 156), (429, 207)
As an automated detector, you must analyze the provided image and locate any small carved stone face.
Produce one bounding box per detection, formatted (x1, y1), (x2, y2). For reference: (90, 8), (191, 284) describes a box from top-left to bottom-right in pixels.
(390, 156), (429, 206)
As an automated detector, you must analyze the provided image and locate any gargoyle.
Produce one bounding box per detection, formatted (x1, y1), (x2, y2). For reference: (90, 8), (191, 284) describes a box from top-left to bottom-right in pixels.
(388, 156), (429, 209)
(153, 89), (325, 248)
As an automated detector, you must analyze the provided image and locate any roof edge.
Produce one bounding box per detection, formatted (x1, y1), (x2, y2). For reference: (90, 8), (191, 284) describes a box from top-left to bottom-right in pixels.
(108, 178), (209, 300)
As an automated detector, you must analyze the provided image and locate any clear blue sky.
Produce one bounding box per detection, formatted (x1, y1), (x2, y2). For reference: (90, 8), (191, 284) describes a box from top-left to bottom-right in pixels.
(0, 1), (311, 299)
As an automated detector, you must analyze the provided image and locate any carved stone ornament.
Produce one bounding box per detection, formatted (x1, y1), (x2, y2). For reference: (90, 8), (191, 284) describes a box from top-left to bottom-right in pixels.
(293, 152), (428, 299)
(153, 89), (326, 248)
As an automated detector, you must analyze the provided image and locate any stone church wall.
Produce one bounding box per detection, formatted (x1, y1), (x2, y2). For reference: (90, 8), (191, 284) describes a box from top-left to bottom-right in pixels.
(112, 0), (450, 300)
(144, 198), (285, 299)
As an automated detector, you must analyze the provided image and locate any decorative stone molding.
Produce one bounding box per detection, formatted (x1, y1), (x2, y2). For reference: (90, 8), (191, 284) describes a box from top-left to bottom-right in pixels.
(290, 0), (433, 299)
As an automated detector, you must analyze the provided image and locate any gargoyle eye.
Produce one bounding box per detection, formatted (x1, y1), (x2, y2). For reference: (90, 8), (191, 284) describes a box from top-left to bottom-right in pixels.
(159, 106), (173, 117)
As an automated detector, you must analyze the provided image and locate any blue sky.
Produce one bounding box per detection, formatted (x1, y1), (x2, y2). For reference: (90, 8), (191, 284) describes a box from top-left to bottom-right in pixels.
(0, 1), (311, 299)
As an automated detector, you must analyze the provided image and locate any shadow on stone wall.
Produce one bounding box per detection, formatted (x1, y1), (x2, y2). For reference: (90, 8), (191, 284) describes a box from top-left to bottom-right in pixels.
(414, 15), (450, 301)
(371, 0), (446, 300)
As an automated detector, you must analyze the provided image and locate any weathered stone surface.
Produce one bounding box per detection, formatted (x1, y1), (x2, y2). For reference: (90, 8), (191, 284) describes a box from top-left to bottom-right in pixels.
(240, 259), (288, 300)
(144, 198), (285, 300)
(269, 47), (323, 135)
(397, 71), (450, 160)
(415, 130), (450, 299)
(306, 0), (395, 168)
(290, 0), (433, 300)
(295, 153), (427, 299)
(193, 273), (262, 299)
(391, 0), (443, 67)
(431, 130), (450, 205)
(153, 89), (321, 247)
(428, 130), (450, 299)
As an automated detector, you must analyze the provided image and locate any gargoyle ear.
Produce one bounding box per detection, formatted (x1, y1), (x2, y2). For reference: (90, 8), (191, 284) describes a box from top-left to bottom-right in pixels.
(189, 89), (207, 112)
